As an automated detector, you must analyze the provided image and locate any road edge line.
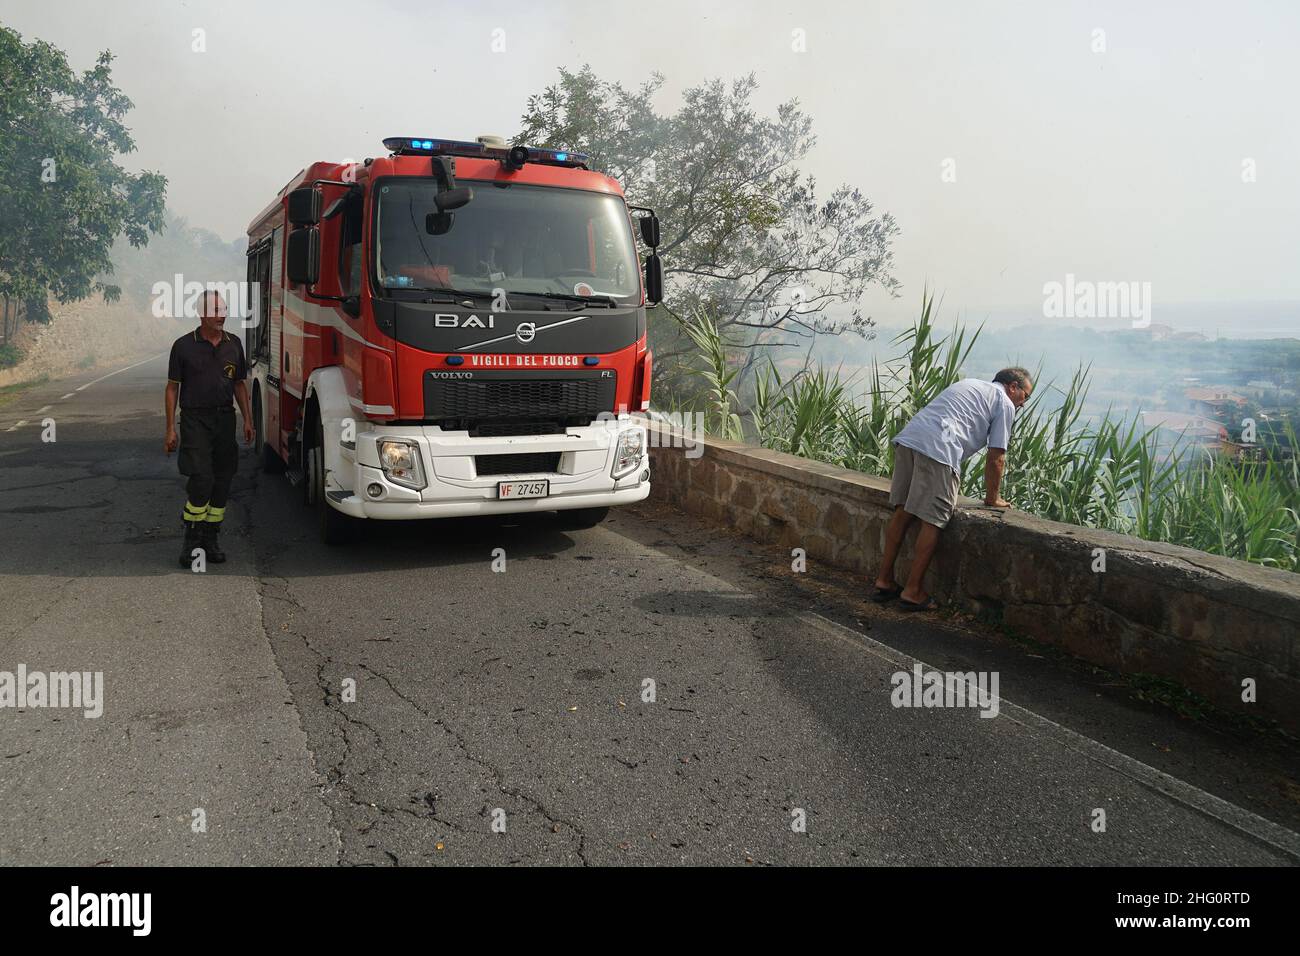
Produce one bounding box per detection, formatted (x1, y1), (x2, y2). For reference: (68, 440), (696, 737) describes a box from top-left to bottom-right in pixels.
(803, 611), (1300, 861)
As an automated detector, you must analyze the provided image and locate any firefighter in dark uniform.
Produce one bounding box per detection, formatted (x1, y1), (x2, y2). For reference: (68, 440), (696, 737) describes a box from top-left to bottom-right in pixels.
(164, 290), (254, 567)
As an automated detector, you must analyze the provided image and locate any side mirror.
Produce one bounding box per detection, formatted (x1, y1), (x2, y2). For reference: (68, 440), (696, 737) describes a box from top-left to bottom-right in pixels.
(644, 253), (662, 305)
(341, 296), (361, 319)
(639, 214), (660, 248)
(286, 228), (320, 285)
(288, 187), (321, 226)
(435, 186), (473, 211)
(425, 212), (455, 236)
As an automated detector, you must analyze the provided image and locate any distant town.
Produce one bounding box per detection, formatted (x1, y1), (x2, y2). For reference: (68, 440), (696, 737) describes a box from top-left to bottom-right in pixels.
(798, 317), (1300, 466)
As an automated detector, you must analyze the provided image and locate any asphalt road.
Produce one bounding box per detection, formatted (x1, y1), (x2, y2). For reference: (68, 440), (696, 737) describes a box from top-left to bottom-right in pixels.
(2, 354), (1298, 866)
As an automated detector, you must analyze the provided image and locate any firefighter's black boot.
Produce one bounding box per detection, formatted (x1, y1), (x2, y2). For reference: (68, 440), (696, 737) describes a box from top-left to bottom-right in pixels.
(179, 520), (203, 568)
(202, 521), (227, 563)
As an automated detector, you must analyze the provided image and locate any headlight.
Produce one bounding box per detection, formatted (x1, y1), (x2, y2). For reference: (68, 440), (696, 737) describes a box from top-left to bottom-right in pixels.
(377, 439), (426, 490)
(611, 427), (646, 479)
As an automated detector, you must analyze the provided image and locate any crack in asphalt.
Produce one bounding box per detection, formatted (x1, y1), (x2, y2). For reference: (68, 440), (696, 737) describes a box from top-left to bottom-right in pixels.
(257, 560), (496, 861)
(247, 493), (346, 865)
(354, 658), (591, 866)
(0, 576), (78, 653)
(238, 451), (591, 865)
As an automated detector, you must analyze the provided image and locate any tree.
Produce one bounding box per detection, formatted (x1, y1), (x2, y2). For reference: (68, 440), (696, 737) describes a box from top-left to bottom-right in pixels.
(516, 66), (900, 398)
(0, 26), (166, 313)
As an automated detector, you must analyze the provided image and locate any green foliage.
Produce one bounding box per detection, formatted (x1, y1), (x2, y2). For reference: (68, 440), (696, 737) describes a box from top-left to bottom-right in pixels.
(750, 290), (972, 472)
(515, 66), (900, 398)
(0, 26), (166, 306)
(0, 343), (23, 368)
(0, 374), (47, 407)
(681, 309), (744, 441)
(686, 292), (1300, 572)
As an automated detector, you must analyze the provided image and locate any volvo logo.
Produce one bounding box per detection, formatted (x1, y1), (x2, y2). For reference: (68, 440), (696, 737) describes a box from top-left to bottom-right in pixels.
(456, 313), (590, 351)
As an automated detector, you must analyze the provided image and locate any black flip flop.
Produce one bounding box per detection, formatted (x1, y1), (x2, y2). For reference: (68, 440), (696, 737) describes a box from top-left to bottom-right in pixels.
(871, 585), (903, 603)
(898, 595), (937, 612)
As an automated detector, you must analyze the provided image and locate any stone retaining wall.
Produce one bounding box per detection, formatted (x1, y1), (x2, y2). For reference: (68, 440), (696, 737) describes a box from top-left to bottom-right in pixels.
(648, 427), (1300, 734)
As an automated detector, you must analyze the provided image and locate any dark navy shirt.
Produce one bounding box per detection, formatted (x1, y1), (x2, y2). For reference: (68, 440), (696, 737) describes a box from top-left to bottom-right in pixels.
(168, 329), (247, 409)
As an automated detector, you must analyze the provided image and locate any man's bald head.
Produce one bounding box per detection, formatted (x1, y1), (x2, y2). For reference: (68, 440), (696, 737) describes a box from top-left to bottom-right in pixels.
(197, 289), (228, 337)
(197, 289), (227, 318)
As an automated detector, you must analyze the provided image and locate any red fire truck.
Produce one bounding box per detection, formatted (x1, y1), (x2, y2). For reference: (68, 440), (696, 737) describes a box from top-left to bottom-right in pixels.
(244, 135), (661, 542)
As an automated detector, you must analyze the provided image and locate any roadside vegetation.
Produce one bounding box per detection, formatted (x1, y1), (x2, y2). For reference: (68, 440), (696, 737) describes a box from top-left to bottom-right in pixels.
(0, 374), (48, 408)
(665, 293), (1300, 573)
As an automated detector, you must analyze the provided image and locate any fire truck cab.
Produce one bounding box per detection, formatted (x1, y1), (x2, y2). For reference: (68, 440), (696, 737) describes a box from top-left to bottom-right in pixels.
(244, 136), (661, 542)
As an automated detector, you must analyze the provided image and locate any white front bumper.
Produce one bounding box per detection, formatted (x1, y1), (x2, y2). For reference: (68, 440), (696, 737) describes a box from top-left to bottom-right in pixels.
(324, 420), (650, 520)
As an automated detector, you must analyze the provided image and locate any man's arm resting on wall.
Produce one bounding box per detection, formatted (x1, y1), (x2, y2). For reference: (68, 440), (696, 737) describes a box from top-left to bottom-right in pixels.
(164, 381), (179, 454)
(984, 447), (1011, 508)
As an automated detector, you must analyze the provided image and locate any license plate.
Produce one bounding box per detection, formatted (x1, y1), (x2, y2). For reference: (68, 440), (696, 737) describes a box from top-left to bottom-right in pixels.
(498, 480), (549, 500)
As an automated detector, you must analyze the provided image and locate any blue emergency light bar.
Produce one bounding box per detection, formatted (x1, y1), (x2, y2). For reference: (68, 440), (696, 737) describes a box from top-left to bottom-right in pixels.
(381, 137), (589, 169)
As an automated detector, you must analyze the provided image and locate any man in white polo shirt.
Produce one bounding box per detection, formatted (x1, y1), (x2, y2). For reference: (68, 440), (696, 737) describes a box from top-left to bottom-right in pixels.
(871, 367), (1032, 611)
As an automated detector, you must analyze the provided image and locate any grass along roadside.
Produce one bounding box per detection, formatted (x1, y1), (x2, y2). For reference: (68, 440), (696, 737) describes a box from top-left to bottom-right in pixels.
(0, 375), (50, 410)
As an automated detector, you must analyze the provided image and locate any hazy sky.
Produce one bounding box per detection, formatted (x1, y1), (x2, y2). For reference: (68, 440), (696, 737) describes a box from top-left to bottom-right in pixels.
(6, 0), (1299, 323)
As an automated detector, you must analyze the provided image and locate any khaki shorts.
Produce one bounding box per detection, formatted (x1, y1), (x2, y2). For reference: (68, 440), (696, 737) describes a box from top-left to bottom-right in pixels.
(889, 444), (959, 528)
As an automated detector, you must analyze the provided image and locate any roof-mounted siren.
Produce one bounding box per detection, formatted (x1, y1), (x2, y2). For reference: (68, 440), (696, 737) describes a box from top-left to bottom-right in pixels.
(476, 134), (526, 171)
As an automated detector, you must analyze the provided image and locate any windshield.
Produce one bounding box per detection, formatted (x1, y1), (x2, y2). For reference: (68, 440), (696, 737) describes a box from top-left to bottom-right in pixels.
(374, 179), (640, 301)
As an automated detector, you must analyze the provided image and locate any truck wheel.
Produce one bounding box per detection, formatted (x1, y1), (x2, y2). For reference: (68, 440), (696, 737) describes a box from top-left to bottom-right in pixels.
(309, 415), (358, 544)
(555, 507), (609, 530)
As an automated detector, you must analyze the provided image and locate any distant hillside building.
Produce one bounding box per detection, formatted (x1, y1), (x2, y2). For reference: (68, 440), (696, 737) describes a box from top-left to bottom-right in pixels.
(1140, 323), (1175, 341)
(1183, 386), (1247, 421)
(1142, 411), (1228, 458)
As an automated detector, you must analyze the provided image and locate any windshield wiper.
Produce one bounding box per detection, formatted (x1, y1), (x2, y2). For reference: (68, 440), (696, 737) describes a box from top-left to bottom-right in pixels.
(515, 291), (621, 309)
(391, 286), (496, 304)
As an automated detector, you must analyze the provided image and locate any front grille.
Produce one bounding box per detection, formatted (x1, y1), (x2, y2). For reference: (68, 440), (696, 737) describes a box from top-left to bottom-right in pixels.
(470, 420), (564, 438)
(476, 452), (561, 476)
(424, 371), (616, 430)
(438, 379), (601, 419)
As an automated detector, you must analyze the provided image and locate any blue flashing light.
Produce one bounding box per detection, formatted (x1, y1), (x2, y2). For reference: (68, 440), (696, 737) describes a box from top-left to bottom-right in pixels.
(583, 356), (599, 366)
(381, 137), (590, 168)
(446, 355), (465, 366)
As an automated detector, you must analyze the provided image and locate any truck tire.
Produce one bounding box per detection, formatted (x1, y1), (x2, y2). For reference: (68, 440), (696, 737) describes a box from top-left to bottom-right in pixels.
(309, 414), (358, 544)
(555, 506), (609, 530)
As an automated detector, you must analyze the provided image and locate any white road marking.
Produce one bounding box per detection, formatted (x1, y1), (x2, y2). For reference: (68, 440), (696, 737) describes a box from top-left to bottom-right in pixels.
(60, 393), (75, 401)
(801, 611), (1300, 860)
(6, 420), (28, 432)
(74, 353), (164, 392)
(35, 405), (50, 414)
